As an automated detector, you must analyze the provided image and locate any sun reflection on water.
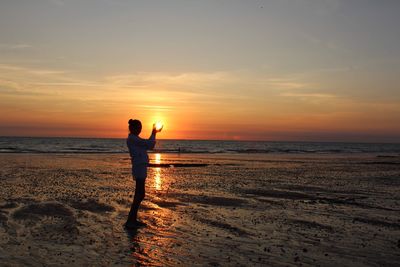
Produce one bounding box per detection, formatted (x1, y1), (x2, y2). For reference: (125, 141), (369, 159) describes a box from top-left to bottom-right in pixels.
(155, 153), (161, 164)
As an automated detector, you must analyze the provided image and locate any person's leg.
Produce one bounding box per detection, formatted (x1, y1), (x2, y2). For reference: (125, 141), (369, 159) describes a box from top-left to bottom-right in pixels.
(127, 179), (145, 224)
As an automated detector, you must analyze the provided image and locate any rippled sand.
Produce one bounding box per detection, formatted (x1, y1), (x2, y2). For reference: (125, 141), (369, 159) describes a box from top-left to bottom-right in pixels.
(0, 153), (399, 266)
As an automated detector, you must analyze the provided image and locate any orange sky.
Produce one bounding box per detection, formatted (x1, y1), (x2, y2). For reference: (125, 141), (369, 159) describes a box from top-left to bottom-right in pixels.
(1, 1), (400, 142)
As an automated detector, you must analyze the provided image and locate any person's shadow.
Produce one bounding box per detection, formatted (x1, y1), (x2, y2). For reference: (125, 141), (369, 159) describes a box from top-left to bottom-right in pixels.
(125, 227), (144, 258)
(125, 227), (139, 245)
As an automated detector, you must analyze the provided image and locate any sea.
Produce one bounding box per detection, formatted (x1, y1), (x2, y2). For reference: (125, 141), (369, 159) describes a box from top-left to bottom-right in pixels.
(0, 136), (399, 155)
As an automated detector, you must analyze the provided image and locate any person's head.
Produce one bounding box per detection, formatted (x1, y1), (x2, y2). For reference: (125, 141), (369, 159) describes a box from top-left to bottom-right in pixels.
(128, 119), (142, 135)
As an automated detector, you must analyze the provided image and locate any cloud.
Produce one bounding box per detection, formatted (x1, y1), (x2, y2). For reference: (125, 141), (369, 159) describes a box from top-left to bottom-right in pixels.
(0, 44), (32, 50)
(0, 63), (104, 94)
(0, 64), (66, 76)
(103, 71), (246, 103)
(136, 105), (173, 111)
(31, 82), (101, 87)
(0, 63), (318, 97)
(280, 92), (336, 98)
(0, 63), (342, 113)
(105, 71), (232, 89)
(265, 78), (310, 89)
(0, 87), (53, 97)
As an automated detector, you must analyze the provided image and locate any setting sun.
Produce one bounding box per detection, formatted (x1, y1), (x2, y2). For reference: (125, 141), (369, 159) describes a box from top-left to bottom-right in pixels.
(155, 121), (164, 131)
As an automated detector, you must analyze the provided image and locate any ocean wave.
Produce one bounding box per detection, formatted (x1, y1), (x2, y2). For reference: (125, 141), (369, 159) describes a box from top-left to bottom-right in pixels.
(1, 137), (400, 155)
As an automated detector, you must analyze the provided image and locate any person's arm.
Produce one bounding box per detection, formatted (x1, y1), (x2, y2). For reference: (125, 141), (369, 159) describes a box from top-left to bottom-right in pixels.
(131, 124), (161, 150)
(147, 131), (156, 150)
(132, 132), (156, 150)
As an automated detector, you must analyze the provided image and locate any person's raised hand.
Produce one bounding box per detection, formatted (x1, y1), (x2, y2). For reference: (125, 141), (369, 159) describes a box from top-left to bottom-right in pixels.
(152, 123), (163, 133)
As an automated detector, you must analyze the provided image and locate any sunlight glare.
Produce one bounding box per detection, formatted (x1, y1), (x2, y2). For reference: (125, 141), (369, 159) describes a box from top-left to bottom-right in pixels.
(154, 153), (162, 191)
(155, 153), (161, 164)
(155, 121), (163, 131)
(154, 167), (162, 191)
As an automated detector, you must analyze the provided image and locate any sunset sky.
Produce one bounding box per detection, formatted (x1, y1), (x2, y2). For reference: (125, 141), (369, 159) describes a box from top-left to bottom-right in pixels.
(1, 0), (399, 142)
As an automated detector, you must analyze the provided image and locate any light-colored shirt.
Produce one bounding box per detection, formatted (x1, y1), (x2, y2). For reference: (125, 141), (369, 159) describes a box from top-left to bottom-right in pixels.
(126, 132), (156, 165)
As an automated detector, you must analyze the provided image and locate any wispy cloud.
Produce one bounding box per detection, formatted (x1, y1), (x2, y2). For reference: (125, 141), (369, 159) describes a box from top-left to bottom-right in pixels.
(31, 82), (101, 87)
(0, 63), (103, 93)
(0, 44), (32, 50)
(105, 71), (232, 89)
(0, 64), (66, 76)
(265, 78), (310, 90)
(0, 87), (54, 97)
(0, 63), (341, 113)
(280, 92), (336, 98)
(136, 105), (173, 111)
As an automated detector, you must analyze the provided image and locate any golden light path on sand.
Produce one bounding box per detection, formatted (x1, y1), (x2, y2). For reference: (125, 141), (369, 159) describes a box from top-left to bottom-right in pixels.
(128, 152), (180, 265)
(154, 153), (162, 191)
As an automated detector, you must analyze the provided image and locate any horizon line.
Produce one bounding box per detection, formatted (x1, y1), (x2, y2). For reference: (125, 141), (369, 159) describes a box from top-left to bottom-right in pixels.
(1, 135), (399, 145)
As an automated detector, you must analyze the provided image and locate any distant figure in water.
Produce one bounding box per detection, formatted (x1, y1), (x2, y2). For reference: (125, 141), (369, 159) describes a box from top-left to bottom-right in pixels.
(125, 119), (162, 228)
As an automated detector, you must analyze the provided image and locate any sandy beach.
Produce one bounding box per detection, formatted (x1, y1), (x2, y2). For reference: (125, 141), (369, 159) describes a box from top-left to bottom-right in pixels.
(0, 153), (399, 266)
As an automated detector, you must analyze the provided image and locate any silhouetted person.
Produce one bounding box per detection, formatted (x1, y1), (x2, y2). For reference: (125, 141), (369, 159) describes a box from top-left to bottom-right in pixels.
(125, 119), (162, 228)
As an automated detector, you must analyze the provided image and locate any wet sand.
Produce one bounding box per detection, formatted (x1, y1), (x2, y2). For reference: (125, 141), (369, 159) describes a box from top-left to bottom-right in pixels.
(0, 153), (399, 266)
